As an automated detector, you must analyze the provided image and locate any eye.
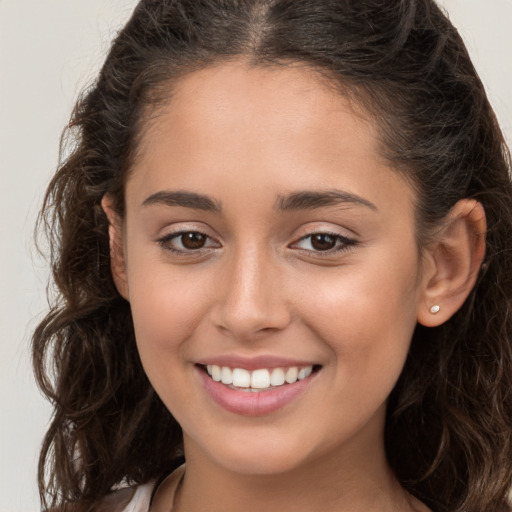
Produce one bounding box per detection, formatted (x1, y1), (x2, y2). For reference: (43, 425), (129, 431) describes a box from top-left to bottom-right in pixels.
(292, 232), (357, 253)
(157, 230), (220, 254)
(178, 232), (208, 250)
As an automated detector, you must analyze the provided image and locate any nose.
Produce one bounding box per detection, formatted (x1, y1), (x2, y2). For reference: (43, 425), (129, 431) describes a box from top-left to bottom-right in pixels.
(211, 246), (292, 339)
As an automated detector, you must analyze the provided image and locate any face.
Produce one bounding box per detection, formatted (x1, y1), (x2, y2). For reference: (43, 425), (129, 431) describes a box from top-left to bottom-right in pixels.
(114, 62), (428, 477)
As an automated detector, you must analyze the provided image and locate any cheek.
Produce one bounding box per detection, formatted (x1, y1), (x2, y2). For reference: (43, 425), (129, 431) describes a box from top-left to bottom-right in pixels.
(297, 250), (420, 383)
(126, 267), (214, 420)
(125, 257), (211, 375)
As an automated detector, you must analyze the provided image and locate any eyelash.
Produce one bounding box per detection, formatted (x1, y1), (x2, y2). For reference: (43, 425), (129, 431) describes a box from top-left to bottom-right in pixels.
(157, 230), (358, 257)
(292, 231), (358, 256)
(157, 230), (220, 255)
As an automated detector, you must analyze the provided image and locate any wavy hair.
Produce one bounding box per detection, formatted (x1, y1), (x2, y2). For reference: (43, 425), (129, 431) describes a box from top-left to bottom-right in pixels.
(33, 1), (512, 510)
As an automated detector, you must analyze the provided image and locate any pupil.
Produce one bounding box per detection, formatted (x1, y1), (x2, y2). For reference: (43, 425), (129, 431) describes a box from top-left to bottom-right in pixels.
(311, 234), (336, 251)
(182, 232), (206, 249)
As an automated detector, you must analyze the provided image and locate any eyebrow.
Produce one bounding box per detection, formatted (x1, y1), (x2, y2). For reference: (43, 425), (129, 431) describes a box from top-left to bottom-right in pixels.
(141, 188), (376, 213)
(275, 190), (377, 212)
(142, 190), (222, 212)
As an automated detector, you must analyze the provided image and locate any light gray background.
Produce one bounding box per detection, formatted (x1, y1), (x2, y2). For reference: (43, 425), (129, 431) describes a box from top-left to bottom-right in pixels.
(1, 1), (511, 511)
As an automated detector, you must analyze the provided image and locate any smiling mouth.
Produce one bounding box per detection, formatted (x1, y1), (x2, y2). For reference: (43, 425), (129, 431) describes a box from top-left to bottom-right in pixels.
(201, 364), (321, 392)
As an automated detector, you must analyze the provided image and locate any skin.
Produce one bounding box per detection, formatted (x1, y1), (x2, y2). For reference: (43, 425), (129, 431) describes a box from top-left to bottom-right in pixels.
(104, 61), (485, 511)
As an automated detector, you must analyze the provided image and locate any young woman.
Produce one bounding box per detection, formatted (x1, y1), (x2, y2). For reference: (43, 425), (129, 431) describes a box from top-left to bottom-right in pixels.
(33, 1), (512, 511)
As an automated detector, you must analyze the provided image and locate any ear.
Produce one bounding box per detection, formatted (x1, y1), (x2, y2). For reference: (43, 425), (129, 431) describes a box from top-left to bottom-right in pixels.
(417, 199), (486, 327)
(101, 194), (129, 301)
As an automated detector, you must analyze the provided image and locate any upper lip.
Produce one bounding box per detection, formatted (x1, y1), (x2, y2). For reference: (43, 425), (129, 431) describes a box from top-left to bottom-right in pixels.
(196, 355), (319, 371)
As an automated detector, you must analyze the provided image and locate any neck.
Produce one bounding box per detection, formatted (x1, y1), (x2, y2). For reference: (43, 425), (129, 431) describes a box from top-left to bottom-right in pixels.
(168, 430), (423, 512)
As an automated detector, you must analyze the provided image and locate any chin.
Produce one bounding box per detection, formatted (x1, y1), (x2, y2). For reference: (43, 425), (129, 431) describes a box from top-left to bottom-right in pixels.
(215, 452), (308, 476)
(195, 432), (318, 476)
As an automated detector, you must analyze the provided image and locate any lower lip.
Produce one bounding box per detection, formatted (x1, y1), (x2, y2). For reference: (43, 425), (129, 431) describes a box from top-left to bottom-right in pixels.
(197, 367), (318, 416)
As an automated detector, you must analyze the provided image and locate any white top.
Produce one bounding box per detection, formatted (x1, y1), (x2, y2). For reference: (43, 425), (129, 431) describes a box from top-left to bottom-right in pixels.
(119, 465), (185, 512)
(121, 481), (155, 512)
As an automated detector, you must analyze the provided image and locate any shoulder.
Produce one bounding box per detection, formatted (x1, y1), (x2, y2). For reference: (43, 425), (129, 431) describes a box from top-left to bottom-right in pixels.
(96, 481), (155, 512)
(45, 488), (136, 512)
(44, 482), (157, 512)
(45, 469), (184, 512)
(46, 482), (156, 512)
(96, 487), (137, 512)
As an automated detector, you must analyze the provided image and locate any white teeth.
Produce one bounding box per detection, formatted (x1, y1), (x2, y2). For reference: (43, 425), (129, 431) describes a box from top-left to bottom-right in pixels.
(211, 365), (221, 382)
(232, 368), (251, 388)
(206, 365), (314, 390)
(298, 366), (313, 380)
(285, 367), (298, 384)
(220, 366), (233, 385)
(251, 369), (271, 389)
(270, 368), (285, 386)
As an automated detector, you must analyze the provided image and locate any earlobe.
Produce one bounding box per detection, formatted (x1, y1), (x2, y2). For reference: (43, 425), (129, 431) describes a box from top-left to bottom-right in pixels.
(101, 195), (129, 301)
(417, 199), (486, 327)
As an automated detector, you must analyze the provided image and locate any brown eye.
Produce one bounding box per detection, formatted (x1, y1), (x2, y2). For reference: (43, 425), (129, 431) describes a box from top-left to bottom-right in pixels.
(158, 230), (218, 254)
(180, 232), (207, 249)
(310, 234), (337, 251)
(292, 232), (357, 255)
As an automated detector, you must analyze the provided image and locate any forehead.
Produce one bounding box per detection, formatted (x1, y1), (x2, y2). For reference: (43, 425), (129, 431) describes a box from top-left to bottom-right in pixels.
(170, 62), (354, 127)
(128, 61), (414, 220)
(136, 61), (377, 166)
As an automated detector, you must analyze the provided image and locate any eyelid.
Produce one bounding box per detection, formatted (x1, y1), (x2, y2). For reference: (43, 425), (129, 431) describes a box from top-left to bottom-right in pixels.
(289, 230), (359, 256)
(155, 223), (359, 258)
(157, 227), (221, 255)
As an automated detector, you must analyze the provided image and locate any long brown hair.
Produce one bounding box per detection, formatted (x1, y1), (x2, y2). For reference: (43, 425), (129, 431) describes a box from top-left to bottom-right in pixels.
(34, 1), (512, 510)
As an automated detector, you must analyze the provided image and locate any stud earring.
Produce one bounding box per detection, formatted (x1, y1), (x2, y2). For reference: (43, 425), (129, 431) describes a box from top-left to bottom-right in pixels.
(430, 305), (440, 314)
